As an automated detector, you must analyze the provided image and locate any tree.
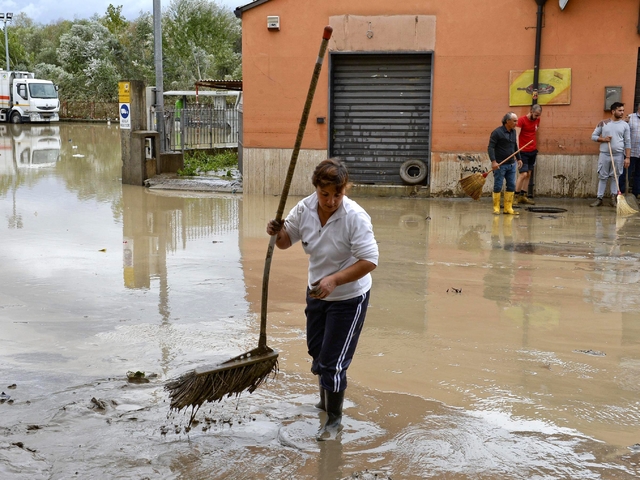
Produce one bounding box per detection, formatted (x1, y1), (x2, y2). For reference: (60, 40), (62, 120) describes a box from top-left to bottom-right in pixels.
(101, 4), (127, 36)
(57, 21), (120, 100)
(10, 15), (73, 70)
(114, 13), (155, 87)
(163, 0), (241, 90)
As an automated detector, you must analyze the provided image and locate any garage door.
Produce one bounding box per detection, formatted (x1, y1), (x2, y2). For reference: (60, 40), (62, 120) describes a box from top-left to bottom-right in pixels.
(330, 53), (433, 185)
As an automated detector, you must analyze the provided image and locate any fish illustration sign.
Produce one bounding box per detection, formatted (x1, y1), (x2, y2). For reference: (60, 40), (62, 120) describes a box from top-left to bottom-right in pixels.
(509, 68), (572, 106)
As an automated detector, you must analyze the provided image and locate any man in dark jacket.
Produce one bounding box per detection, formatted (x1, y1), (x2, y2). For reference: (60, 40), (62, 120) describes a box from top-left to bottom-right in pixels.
(488, 112), (523, 215)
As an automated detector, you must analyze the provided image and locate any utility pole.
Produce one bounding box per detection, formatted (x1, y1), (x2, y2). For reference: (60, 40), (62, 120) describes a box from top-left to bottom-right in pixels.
(532, 0), (547, 105)
(0, 13), (13, 71)
(529, 0), (547, 197)
(153, 0), (165, 153)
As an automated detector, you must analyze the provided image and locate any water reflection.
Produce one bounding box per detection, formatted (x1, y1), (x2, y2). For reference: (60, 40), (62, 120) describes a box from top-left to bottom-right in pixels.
(2, 127), (640, 478)
(483, 215), (516, 306)
(0, 123), (61, 173)
(121, 186), (239, 291)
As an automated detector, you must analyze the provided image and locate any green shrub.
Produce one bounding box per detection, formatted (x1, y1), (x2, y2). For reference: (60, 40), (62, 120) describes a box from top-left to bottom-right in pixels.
(178, 150), (238, 176)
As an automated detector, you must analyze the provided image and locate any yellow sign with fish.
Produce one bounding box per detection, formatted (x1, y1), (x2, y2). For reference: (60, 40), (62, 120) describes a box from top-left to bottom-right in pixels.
(509, 68), (571, 106)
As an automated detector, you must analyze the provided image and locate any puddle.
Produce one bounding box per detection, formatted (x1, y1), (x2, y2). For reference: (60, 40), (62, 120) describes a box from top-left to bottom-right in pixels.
(1, 123), (640, 478)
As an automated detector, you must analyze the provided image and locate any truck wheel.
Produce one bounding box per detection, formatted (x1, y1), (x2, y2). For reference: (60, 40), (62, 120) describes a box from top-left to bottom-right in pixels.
(10, 112), (22, 124)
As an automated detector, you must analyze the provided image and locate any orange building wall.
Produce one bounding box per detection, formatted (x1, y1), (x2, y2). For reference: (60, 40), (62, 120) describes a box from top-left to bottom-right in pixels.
(239, 0), (640, 195)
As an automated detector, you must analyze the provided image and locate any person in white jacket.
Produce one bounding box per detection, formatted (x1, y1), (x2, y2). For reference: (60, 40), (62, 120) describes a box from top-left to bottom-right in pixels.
(266, 158), (379, 441)
(590, 102), (631, 207)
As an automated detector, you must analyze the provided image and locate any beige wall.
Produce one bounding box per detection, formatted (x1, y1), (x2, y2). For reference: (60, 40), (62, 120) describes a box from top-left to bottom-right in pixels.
(240, 0), (640, 196)
(242, 147), (327, 196)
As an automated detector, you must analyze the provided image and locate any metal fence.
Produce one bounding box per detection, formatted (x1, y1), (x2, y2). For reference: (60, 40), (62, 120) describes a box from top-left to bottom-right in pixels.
(60, 101), (118, 120)
(163, 105), (239, 152)
(60, 101), (240, 152)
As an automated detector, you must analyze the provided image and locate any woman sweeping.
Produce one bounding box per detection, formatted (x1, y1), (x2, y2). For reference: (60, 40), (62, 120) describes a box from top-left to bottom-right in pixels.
(266, 158), (379, 441)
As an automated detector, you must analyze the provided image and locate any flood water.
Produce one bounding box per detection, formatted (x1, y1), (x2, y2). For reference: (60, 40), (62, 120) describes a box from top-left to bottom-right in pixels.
(1, 122), (640, 479)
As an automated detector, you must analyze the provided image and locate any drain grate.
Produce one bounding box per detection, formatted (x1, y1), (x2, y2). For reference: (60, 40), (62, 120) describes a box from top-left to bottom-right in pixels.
(526, 207), (568, 213)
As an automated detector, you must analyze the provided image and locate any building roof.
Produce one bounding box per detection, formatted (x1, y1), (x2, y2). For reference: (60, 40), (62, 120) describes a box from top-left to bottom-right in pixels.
(234, 0), (271, 18)
(194, 80), (243, 91)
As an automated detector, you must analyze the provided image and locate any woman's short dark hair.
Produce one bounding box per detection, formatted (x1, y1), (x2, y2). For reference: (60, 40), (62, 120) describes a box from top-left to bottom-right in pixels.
(312, 158), (350, 191)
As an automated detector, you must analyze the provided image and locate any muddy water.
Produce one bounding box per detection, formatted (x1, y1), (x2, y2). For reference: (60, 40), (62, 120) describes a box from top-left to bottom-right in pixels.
(1, 123), (639, 479)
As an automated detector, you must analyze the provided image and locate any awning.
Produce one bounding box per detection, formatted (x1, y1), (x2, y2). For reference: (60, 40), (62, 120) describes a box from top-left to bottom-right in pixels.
(194, 80), (243, 91)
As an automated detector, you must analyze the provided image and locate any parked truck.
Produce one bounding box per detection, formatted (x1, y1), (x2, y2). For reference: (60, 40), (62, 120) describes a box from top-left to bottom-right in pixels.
(0, 70), (60, 123)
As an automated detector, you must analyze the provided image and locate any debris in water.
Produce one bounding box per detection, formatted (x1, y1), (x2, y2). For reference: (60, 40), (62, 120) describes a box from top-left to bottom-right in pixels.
(127, 371), (150, 383)
(346, 469), (393, 479)
(573, 349), (606, 357)
(90, 397), (109, 411)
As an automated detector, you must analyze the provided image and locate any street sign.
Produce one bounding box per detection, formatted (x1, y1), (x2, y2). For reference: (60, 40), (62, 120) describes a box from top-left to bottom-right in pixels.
(118, 81), (131, 103)
(120, 103), (131, 129)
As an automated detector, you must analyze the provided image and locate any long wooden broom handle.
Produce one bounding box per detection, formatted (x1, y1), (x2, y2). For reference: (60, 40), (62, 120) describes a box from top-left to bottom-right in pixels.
(483, 140), (533, 177)
(258, 26), (333, 349)
(608, 141), (621, 195)
(495, 139), (533, 167)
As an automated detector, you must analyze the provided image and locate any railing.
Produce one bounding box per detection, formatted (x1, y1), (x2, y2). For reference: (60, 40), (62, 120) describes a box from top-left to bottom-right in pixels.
(163, 105), (239, 152)
(59, 101), (240, 152)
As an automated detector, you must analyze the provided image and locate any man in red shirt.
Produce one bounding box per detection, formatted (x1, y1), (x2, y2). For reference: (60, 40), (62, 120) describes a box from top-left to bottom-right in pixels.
(515, 104), (542, 205)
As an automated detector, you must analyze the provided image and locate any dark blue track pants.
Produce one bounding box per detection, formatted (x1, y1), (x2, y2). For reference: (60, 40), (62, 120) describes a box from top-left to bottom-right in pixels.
(305, 290), (370, 393)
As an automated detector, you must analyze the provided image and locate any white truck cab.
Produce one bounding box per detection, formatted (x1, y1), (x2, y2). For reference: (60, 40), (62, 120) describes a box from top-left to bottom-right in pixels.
(0, 70), (60, 123)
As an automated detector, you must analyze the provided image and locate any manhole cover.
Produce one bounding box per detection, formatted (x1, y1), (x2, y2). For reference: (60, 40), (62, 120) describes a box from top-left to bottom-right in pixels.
(526, 207), (568, 213)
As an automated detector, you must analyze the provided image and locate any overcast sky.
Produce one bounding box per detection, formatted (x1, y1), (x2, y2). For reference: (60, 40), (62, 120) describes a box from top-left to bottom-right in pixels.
(2, 0), (246, 25)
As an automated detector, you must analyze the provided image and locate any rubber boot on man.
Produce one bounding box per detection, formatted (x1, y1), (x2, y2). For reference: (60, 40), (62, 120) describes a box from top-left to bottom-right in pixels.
(492, 192), (501, 215)
(503, 192), (520, 215)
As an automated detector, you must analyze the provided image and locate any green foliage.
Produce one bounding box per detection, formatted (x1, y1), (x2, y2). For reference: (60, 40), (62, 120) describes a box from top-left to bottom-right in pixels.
(57, 22), (120, 100)
(163, 0), (241, 89)
(102, 4), (128, 36)
(178, 150), (238, 177)
(3, 3), (242, 103)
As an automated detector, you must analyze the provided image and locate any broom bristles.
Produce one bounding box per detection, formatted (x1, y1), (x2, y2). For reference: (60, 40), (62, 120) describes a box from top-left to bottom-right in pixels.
(166, 351), (278, 414)
(617, 193), (638, 216)
(459, 173), (486, 200)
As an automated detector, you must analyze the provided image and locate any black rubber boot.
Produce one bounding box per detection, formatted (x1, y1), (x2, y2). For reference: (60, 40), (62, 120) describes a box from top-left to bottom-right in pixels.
(315, 377), (326, 411)
(316, 390), (344, 441)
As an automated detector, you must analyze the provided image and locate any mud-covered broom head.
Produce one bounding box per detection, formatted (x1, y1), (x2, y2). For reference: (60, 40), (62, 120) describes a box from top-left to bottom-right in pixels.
(166, 346), (278, 414)
(459, 172), (486, 200)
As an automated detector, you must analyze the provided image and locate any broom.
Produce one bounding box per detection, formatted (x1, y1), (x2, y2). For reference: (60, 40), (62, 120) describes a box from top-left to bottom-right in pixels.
(623, 167), (639, 210)
(608, 141), (638, 216)
(459, 140), (533, 200)
(165, 25), (334, 417)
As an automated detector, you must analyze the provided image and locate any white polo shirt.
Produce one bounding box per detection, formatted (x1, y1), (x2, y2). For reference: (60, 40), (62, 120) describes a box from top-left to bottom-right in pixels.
(284, 192), (379, 301)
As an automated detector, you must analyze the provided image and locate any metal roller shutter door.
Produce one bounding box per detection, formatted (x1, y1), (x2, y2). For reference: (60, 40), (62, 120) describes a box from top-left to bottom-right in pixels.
(330, 53), (432, 185)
